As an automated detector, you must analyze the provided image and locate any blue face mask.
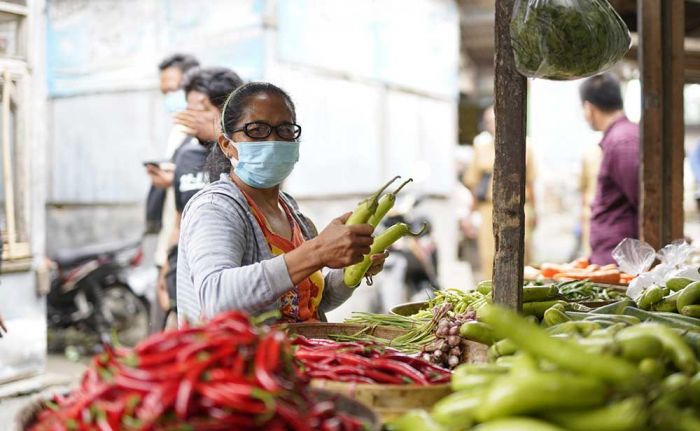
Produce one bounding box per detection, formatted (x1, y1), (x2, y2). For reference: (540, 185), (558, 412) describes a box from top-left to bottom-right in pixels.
(229, 140), (300, 189)
(163, 89), (187, 113)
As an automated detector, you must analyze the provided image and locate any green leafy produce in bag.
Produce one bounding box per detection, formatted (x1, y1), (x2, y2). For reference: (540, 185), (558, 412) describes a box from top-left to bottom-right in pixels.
(510, 0), (631, 80)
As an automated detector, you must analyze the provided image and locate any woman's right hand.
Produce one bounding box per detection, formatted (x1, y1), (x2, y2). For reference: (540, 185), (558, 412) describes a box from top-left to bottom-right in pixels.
(311, 212), (374, 268)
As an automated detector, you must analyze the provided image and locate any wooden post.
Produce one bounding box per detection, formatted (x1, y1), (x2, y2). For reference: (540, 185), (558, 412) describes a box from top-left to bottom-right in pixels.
(639, 0), (685, 249)
(493, 0), (527, 309)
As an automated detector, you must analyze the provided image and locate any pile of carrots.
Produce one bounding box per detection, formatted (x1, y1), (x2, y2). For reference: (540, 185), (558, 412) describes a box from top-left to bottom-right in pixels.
(527, 258), (634, 285)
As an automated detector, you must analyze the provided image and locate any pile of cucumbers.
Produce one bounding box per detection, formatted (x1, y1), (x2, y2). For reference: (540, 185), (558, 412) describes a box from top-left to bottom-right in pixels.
(387, 302), (700, 431)
(637, 278), (700, 317)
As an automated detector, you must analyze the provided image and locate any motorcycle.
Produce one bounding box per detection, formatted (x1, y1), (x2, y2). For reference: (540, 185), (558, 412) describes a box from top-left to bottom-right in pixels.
(47, 238), (151, 352)
(376, 194), (440, 312)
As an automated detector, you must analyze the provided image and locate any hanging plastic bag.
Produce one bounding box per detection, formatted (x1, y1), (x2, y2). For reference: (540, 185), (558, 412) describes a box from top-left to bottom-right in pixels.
(510, 0), (631, 80)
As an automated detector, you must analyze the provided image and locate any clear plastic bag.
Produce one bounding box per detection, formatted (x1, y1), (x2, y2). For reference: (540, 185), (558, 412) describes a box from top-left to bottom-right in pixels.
(612, 239), (657, 301)
(614, 239), (698, 300)
(510, 0), (631, 80)
(612, 238), (655, 276)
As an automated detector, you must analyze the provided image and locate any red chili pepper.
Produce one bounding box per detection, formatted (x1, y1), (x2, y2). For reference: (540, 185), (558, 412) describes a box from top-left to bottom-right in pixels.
(362, 368), (405, 384)
(383, 354), (451, 377)
(254, 333), (281, 391)
(175, 345), (236, 419)
(134, 327), (202, 355)
(373, 358), (429, 384)
(335, 353), (372, 368)
(276, 401), (312, 431)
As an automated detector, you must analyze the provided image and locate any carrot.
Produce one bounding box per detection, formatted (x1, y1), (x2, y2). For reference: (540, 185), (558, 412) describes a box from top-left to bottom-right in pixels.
(540, 263), (564, 278)
(587, 269), (621, 284)
(573, 258), (589, 269)
(600, 264), (618, 271)
(585, 264), (600, 272)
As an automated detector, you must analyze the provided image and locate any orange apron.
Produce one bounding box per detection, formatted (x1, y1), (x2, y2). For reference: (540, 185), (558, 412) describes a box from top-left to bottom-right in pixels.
(242, 191), (325, 322)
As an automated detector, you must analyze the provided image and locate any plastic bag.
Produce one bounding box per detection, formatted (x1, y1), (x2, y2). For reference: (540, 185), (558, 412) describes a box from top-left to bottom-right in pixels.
(657, 240), (693, 268)
(510, 0), (631, 80)
(612, 239), (657, 301)
(615, 239), (698, 300)
(612, 238), (655, 276)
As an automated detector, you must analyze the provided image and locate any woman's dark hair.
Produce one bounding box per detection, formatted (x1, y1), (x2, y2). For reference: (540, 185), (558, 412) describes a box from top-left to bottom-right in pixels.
(205, 82), (296, 181)
(182, 67), (244, 110)
(579, 73), (624, 112)
(158, 53), (199, 73)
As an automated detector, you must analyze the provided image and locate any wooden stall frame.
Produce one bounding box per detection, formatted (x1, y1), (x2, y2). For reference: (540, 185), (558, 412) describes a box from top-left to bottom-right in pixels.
(492, 0), (527, 310)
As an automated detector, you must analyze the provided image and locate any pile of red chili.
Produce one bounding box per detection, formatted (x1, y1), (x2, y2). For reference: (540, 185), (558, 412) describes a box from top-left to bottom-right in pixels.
(293, 337), (451, 385)
(30, 311), (368, 431)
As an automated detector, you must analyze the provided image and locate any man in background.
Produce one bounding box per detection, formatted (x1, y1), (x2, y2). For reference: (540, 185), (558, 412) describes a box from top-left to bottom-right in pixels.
(581, 73), (640, 264)
(463, 105), (537, 279)
(144, 54), (199, 331)
(156, 67), (244, 327)
(146, 54), (199, 262)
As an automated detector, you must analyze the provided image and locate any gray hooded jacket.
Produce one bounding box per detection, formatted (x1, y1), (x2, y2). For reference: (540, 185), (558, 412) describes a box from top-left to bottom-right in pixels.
(176, 174), (354, 324)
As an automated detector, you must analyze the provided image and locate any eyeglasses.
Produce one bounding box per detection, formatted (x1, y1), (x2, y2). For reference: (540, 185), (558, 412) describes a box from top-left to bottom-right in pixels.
(230, 121), (302, 141)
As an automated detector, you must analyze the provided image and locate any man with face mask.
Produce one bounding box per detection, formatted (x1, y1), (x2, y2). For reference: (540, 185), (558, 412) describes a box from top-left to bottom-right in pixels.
(156, 67), (244, 326)
(580, 73), (640, 265)
(144, 54), (199, 330)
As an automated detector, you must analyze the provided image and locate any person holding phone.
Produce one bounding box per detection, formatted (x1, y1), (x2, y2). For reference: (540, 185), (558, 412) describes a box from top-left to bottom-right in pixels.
(156, 67), (244, 327)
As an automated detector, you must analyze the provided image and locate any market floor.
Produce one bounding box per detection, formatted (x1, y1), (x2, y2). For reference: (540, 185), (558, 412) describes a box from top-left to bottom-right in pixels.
(0, 354), (87, 426)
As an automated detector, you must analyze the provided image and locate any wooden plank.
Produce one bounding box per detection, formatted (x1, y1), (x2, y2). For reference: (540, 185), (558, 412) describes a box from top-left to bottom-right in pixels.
(663, 0), (685, 242)
(492, 0), (526, 310)
(639, 0), (664, 250)
(639, 0), (685, 249)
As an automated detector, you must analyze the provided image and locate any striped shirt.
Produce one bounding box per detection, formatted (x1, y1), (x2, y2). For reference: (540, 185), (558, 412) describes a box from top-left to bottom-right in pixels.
(176, 174), (353, 325)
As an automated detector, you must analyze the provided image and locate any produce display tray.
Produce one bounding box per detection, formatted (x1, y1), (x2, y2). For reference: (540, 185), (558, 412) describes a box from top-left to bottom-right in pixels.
(311, 380), (450, 423)
(15, 389), (381, 431)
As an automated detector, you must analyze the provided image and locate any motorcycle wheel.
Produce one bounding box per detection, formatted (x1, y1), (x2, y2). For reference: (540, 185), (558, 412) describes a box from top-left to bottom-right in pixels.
(100, 283), (150, 347)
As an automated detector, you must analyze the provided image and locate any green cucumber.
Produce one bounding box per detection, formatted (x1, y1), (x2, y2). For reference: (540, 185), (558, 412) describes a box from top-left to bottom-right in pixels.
(638, 285), (664, 310)
(591, 299), (636, 315)
(681, 305), (700, 318)
(472, 418), (566, 431)
(479, 304), (641, 385)
(477, 280), (492, 295)
(616, 332), (663, 362)
(543, 307), (571, 327)
(385, 410), (446, 431)
(667, 277), (694, 292)
(678, 281), (700, 310)
(431, 390), (483, 428)
(474, 371), (607, 422)
(522, 300), (567, 319)
(451, 372), (500, 392)
(460, 321), (495, 345)
(522, 286), (559, 303)
(617, 323), (697, 375)
(543, 396), (648, 431)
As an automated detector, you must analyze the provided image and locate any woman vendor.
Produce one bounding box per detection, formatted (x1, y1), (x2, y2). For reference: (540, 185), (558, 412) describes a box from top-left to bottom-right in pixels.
(177, 82), (387, 324)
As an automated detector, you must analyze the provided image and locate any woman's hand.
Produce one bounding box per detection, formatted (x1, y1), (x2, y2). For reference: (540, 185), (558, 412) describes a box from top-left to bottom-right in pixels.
(310, 213), (374, 268)
(366, 250), (389, 276)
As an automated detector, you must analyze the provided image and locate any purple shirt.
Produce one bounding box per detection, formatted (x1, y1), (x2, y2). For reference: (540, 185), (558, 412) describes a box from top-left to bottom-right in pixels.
(589, 116), (640, 265)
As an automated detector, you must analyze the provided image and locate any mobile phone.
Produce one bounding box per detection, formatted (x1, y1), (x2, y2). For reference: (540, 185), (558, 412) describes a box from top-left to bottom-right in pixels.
(143, 161), (162, 169)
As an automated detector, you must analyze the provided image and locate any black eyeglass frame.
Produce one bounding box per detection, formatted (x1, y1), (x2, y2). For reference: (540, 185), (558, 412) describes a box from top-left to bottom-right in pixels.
(230, 121), (302, 141)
